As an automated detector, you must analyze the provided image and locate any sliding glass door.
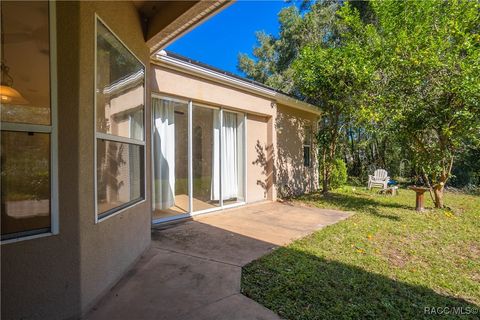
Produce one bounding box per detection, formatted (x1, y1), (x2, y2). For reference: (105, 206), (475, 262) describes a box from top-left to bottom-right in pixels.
(152, 96), (246, 222)
(152, 97), (189, 220)
(192, 105), (221, 212)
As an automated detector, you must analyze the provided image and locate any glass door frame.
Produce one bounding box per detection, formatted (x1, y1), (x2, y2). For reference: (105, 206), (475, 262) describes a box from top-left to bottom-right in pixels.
(151, 94), (247, 224)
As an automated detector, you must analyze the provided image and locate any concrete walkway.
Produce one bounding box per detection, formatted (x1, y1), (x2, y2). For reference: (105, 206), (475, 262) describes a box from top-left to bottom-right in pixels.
(85, 202), (350, 320)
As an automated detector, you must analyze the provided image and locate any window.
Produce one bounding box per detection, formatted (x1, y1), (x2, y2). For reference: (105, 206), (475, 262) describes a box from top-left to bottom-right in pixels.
(0, 1), (58, 242)
(95, 18), (145, 220)
(303, 125), (312, 167)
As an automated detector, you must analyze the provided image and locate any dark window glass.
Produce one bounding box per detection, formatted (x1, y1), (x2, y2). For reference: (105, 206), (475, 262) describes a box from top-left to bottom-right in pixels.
(1, 132), (51, 239)
(303, 126), (312, 167)
(303, 146), (311, 167)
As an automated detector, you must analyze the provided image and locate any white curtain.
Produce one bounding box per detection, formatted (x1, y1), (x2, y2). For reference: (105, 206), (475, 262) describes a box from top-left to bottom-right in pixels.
(222, 112), (238, 200)
(153, 98), (175, 209)
(211, 111), (238, 201)
(211, 110), (221, 201)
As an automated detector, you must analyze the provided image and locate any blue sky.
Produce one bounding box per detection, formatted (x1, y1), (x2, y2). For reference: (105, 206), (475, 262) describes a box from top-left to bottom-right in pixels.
(166, 0), (293, 77)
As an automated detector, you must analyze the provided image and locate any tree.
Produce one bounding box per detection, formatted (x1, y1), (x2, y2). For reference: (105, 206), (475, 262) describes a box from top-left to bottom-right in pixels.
(361, 0), (480, 207)
(291, 1), (379, 193)
(320, 0), (478, 204)
(238, 1), (341, 95)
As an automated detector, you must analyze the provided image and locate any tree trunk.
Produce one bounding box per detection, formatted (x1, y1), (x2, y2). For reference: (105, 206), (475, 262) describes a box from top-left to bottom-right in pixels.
(433, 185), (444, 208)
(322, 174), (329, 194)
(433, 155), (453, 208)
(320, 111), (340, 195)
(421, 168), (436, 204)
(322, 147), (329, 194)
(433, 171), (449, 208)
(322, 160), (332, 194)
(380, 136), (388, 168)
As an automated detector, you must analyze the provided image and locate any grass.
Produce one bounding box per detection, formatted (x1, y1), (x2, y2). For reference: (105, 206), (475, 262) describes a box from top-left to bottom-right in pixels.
(241, 186), (480, 319)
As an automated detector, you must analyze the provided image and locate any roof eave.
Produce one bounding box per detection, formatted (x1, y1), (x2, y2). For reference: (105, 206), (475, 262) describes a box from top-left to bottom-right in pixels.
(151, 54), (321, 116)
(274, 93), (321, 116)
(143, 1), (234, 54)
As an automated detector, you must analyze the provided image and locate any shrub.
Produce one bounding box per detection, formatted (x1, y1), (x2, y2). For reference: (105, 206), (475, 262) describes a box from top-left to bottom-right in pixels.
(330, 158), (348, 189)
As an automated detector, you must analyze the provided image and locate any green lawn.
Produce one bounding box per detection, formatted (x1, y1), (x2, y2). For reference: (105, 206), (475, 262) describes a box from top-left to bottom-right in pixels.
(241, 187), (480, 319)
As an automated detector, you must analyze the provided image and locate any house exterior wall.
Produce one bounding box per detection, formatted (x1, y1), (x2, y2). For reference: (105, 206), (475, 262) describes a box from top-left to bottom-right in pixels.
(275, 104), (320, 197)
(247, 114), (270, 202)
(1, 2), (151, 319)
(77, 1), (152, 315)
(151, 65), (320, 204)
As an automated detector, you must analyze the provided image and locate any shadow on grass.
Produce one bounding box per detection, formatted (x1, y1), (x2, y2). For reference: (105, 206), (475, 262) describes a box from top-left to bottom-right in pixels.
(242, 247), (479, 320)
(297, 192), (415, 221)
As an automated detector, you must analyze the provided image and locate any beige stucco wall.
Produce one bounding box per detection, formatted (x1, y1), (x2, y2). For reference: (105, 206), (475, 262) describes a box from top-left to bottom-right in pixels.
(152, 65), (276, 117)
(246, 114), (270, 202)
(1, 2), (151, 320)
(275, 104), (319, 197)
(77, 1), (151, 315)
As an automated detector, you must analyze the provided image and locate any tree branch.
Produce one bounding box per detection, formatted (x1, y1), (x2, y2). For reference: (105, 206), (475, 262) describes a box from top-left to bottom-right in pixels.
(421, 167), (436, 203)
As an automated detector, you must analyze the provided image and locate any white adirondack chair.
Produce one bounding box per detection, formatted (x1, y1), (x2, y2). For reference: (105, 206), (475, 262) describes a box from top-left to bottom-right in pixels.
(368, 169), (390, 190)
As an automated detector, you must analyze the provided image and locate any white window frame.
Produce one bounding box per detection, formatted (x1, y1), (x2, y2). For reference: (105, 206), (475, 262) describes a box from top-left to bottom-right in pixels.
(94, 15), (146, 223)
(150, 93), (247, 224)
(1, 1), (58, 244)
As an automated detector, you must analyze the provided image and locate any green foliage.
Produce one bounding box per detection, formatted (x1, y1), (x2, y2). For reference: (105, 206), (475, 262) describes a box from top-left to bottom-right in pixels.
(329, 158), (348, 189)
(450, 145), (480, 188)
(291, 2), (382, 192)
(342, 0), (480, 189)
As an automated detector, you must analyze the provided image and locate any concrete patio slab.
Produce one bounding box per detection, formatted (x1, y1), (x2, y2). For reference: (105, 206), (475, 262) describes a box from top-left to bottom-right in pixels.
(84, 202), (351, 320)
(209, 203), (348, 243)
(177, 293), (280, 320)
(152, 220), (277, 267)
(86, 248), (240, 320)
